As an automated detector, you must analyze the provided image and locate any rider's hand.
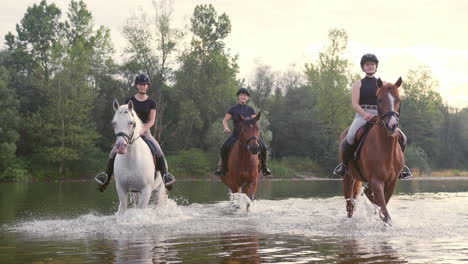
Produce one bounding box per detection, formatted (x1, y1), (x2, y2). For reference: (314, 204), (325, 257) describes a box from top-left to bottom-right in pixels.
(224, 127), (231, 133)
(364, 113), (374, 121)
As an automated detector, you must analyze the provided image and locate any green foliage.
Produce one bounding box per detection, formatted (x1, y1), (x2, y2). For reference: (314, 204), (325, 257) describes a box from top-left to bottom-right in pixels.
(304, 28), (353, 164)
(167, 4), (239, 150)
(167, 148), (213, 178)
(405, 145), (431, 174)
(0, 67), (26, 180)
(1, 3), (467, 180)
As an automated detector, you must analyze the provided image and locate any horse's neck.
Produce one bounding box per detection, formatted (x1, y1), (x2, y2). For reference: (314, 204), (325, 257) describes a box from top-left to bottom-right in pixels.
(121, 138), (148, 161)
(234, 142), (256, 162)
(371, 125), (399, 150)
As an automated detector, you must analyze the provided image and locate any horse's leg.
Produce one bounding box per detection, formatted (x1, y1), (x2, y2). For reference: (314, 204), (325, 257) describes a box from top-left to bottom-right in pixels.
(368, 179), (391, 224)
(116, 184), (128, 215)
(137, 186), (152, 209)
(384, 179), (398, 204)
(364, 185), (376, 204)
(353, 180), (362, 199)
(343, 172), (356, 218)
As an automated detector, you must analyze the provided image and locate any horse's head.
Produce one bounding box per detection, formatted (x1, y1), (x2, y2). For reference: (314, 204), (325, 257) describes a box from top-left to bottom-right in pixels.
(376, 77), (402, 135)
(238, 112), (261, 155)
(112, 99), (142, 154)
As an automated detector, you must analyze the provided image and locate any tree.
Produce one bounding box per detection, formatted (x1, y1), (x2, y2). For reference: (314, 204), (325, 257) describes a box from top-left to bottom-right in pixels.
(122, 0), (183, 141)
(4, 0), (65, 114)
(304, 28), (354, 164)
(5, 0), (64, 83)
(168, 4), (239, 150)
(250, 61), (276, 106)
(0, 67), (27, 180)
(399, 66), (444, 163)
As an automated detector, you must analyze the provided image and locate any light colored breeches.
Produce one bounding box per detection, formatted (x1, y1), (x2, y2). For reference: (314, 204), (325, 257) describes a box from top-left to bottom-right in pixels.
(345, 109), (407, 145)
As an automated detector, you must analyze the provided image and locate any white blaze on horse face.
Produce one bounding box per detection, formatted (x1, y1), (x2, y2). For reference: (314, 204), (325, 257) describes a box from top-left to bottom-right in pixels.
(387, 92), (398, 129)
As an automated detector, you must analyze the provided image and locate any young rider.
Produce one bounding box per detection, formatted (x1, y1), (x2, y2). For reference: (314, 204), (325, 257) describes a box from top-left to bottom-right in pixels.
(214, 88), (272, 176)
(95, 74), (176, 191)
(333, 54), (413, 179)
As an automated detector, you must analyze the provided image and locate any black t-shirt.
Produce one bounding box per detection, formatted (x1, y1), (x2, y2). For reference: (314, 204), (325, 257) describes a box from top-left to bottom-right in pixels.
(227, 104), (256, 138)
(125, 96), (156, 123)
(359, 77), (378, 105)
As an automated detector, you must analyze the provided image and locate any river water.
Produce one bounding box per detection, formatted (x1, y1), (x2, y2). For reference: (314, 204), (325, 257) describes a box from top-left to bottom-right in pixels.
(1, 178), (467, 263)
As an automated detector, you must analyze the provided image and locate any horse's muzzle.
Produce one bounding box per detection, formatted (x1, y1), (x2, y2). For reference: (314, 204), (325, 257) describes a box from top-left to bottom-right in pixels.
(115, 140), (128, 154)
(248, 144), (260, 155)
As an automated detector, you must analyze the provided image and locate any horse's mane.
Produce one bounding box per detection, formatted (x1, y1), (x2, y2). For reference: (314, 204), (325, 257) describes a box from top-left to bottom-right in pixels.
(114, 105), (144, 138)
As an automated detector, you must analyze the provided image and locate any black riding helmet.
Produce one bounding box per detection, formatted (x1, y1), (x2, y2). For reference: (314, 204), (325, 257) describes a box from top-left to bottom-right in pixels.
(236, 88), (250, 96)
(134, 73), (151, 85)
(360, 53), (379, 71)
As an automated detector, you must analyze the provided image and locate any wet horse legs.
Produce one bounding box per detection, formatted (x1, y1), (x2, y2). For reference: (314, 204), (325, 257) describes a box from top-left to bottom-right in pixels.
(368, 180), (392, 224)
(343, 174), (356, 218)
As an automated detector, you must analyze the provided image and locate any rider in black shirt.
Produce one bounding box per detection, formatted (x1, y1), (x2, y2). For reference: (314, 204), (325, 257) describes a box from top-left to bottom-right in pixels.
(214, 88), (272, 176)
(95, 74), (175, 191)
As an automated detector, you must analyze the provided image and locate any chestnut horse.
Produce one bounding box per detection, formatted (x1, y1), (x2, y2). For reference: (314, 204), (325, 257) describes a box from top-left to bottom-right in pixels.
(339, 78), (404, 224)
(221, 113), (262, 202)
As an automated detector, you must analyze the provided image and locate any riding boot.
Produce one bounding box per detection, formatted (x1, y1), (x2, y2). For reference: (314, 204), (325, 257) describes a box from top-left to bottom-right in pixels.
(333, 141), (354, 177)
(95, 158), (114, 192)
(156, 155), (175, 188)
(259, 141), (272, 176)
(398, 142), (414, 179)
(214, 158), (223, 176)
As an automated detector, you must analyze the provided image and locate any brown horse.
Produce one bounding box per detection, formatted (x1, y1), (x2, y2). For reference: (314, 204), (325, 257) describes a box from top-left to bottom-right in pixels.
(340, 78), (404, 224)
(221, 112), (262, 202)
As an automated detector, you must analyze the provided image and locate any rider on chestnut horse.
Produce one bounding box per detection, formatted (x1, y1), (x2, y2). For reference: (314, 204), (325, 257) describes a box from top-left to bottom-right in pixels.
(214, 88), (272, 177)
(333, 54), (412, 179)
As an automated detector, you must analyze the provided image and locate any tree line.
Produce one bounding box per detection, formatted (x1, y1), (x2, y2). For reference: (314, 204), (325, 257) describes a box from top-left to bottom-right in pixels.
(1, 0), (467, 180)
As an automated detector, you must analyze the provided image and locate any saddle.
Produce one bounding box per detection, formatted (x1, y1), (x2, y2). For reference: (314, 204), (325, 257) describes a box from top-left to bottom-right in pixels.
(353, 122), (405, 161)
(221, 138), (237, 175)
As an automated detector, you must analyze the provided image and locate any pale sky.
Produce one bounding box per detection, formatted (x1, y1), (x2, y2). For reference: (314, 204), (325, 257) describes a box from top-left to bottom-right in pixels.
(1, 0), (468, 108)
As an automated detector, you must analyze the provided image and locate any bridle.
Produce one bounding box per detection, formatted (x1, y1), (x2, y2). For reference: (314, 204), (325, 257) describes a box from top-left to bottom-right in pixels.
(377, 97), (401, 131)
(114, 114), (139, 145)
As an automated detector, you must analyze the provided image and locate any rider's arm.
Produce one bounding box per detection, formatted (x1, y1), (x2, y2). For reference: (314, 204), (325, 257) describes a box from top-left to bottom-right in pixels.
(143, 109), (156, 133)
(223, 113), (232, 133)
(352, 80), (373, 121)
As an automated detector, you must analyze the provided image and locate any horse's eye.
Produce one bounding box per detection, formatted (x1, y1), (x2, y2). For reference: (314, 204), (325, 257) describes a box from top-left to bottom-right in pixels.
(129, 121), (135, 126)
(112, 122), (116, 127)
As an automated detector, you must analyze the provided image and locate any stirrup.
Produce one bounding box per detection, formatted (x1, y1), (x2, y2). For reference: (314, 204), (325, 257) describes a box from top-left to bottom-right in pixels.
(94, 172), (108, 185)
(333, 163), (345, 177)
(399, 165), (413, 180)
(262, 167), (272, 176)
(163, 173), (175, 186)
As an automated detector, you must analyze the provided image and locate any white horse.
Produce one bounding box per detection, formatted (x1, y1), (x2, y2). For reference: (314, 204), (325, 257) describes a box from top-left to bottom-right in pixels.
(111, 99), (166, 215)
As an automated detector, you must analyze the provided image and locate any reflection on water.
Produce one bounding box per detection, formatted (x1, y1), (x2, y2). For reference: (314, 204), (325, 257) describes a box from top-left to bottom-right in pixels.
(0, 179), (467, 264)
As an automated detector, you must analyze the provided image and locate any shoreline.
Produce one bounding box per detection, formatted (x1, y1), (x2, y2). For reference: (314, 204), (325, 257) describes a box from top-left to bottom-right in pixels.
(2, 176), (468, 183)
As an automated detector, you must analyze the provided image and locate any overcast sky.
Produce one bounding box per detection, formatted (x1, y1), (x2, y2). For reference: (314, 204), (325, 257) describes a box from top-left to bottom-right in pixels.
(1, 0), (468, 108)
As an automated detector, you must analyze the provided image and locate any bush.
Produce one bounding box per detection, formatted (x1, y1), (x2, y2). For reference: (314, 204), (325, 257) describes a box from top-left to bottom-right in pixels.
(405, 145), (431, 175)
(269, 160), (296, 178)
(279, 156), (321, 172)
(0, 159), (29, 181)
(167, 148), (214, 179)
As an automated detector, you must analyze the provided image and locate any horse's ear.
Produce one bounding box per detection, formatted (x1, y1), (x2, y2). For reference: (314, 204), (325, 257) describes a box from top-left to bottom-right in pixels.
(395, 77), (403, 88)
(255, 111), (262, 121)
(113, 99), (119, 111)
(377, 78), (383, 88)
(128, 100), (134, 112)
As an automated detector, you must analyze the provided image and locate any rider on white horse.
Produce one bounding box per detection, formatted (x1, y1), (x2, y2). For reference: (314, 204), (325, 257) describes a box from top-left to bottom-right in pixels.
(95, 74), (175, 191)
